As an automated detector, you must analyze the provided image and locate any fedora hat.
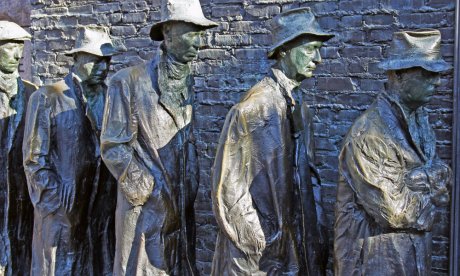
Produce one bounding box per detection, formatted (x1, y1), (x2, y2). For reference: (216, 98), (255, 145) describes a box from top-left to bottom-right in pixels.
(0, 21), (31, 41)
(150, 0), (218, 41)
(378, 29), (451, 72)
(65, 26), (116, 57)
(268, 7), (334, 59)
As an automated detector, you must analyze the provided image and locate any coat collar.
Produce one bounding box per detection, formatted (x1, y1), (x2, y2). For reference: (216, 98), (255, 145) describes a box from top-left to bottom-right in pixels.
(378, 92), (436, 162)
(271, 68), (299, 107)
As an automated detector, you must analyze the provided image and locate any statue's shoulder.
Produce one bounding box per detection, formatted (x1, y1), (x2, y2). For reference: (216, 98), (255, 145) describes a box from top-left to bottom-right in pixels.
(346, 99), (387, 143)
(238, 77), (275, 111)
(22, 79), (38, 91)
(110, 61), (151, 84)
(31, 80), (69, 105)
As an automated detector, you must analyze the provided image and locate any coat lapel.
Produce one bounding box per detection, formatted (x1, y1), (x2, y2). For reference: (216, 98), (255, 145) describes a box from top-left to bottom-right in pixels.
(6, 78), (26, 154)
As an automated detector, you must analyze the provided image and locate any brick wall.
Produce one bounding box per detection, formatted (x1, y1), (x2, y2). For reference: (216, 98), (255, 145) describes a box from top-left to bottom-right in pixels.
(29, 0), (456, 274)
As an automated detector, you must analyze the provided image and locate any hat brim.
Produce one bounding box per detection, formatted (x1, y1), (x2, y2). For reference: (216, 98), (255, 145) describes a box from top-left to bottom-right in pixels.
(267, 32), (334, 59)
(65, 44), (117, 57)
(378, 59), (452, 73)
(150, 19), (218, 41)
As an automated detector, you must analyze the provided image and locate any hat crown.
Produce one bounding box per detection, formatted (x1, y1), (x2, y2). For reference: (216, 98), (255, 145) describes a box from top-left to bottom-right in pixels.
(378, 29), (450, 72)
(67, 26), (115, 57)
(150, 0), (217, 41)
(388, 30), (441, 62)
(161, 0), (207, 22)
(268, 8), (333, 58)
(0, 21), (31, 41)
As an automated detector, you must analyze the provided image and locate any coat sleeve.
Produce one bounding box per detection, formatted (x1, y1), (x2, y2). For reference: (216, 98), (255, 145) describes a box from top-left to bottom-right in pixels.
(23, 91), (61, 217)
(340, 134), (435, 231)
(211, 108), (266, 256)
(100, 76), (155, 207)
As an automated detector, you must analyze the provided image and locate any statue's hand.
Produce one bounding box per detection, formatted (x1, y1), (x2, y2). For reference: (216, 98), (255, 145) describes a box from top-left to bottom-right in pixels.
(60, 183), (75, 213)
(404, 167), (430, 192)
(428, 160), (452, 190)
(431, 187), (449, 207)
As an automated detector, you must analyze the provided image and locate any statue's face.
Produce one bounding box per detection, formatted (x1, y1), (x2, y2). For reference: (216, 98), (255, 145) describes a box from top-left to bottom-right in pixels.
(282, 39), (323, 82)
(0, 41), (24, 74)
(163, 22), (204, 64)
(74, 52), (110, 85)
(398, 67), (441, 109)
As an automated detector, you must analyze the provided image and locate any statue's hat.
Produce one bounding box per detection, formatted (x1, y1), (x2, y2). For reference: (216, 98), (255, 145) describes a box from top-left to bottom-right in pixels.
(65, 26), (116, 57)
(378, 29), (451, 72)
(268, 8), (334, 59)
(150, 0), (218, 41)
(0, 21), (31, 41)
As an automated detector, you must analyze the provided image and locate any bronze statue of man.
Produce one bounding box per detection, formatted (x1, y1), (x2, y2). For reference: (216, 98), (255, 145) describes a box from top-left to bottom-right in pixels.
(100, 0), (217, 275)
(211, 8), (333, 275)
(334, 29), (451, 276)
(0, 20), (37, 276)
(23, 26), (116, 276)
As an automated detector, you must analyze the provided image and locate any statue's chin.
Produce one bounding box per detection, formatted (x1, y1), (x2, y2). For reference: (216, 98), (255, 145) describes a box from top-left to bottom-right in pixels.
(0, 67), (18, 75)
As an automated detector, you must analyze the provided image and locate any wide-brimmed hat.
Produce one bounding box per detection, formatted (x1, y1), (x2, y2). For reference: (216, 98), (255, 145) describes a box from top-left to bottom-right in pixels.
(378, 29), (451, 72)
(150, 0), (218, 41)
(0, 21), (31, 41)
(65, 26), (116, 57)
(268, 8), (334, 59)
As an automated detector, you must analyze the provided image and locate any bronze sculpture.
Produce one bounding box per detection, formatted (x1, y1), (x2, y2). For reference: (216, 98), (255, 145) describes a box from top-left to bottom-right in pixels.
(211, 8), (332, 275)
(23, 26), (115, 276)
(334, 29), (451, 276)
(64, 27), (118, 276)
(100, 0), (217, 275)
(0, 20), (36, 276)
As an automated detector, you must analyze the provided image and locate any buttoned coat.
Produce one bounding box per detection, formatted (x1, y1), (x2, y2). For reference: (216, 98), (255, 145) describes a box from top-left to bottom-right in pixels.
(0, 78), (36, 276)
(23, 74), (99, 276)
(211, 69), (328, 275)
(334, 93), (449, 276)
(100, 53), (199, 276)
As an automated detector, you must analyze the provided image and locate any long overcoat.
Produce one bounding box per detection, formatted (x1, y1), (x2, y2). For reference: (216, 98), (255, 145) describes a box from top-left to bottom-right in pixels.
(0, 77), (36, 276)
(100, 53), (199, 276)
(23, 74), (99, 276)
(334, 93), (449, 276)
(211, 69), (328, 275)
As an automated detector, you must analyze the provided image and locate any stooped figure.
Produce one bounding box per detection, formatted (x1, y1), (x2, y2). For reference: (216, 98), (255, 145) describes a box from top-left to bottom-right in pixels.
(100, 0), (217, 275)
(211, 8), (333, 275)
(334, 29), (451, 276)
(0, 21), (37, 276)
(23, 27), (115, 276)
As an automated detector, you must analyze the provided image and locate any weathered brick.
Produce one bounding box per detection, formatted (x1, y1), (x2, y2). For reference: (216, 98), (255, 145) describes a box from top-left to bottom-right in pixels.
(235, 48), (266, 60)
(317, 77), (355, 91)
(212, 5), (243, 18)
(122, 12), (147, 23)
(68, 4), (93, 14)
(245, 5), (280, 19)
(363, 14), (395, 26)
(111, 25), (137, 36)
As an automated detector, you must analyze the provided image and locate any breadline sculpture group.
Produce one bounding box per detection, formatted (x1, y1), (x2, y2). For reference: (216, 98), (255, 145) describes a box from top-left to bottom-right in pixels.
(0, 0), (452, 275)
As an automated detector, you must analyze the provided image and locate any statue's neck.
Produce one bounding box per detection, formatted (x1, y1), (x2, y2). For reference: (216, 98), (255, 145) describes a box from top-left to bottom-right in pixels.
(161, 52), (190, 80)
(0, 70), (19, 98)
